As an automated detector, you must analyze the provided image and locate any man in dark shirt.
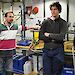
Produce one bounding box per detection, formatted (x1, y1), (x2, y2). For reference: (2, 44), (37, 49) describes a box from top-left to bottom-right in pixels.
(39, 2), (68, 75)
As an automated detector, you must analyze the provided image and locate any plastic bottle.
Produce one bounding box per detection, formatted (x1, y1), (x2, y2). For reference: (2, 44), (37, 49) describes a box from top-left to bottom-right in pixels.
(23, 61), (32, 75)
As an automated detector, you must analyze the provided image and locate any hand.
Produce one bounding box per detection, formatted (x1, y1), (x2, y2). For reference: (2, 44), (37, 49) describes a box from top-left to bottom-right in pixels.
(32, 25), (41, 29)
(44, 33), (49, 37)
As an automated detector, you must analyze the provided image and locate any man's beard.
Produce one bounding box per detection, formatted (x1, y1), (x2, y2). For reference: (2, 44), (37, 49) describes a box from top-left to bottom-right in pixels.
(8, 22), (11, 24)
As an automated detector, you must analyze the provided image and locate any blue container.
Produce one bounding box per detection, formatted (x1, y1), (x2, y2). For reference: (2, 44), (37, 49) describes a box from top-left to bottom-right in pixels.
(61, 68), (74, 75)
(13, 55), (22, 70)
(18, 56), (28, 71)
(13, 55), (28, 73)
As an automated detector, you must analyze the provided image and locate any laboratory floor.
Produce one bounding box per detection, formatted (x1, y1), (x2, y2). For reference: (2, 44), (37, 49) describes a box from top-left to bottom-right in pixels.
(14, 71), (43, 75)
(14, 72), (38, 75)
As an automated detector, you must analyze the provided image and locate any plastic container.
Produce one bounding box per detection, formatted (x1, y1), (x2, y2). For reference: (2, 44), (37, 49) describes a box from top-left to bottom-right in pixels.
(23, 61), (32, 75)
(34, 32), (39, 41)
(61, 68), (74, 75)
(13, 55), (28, 73)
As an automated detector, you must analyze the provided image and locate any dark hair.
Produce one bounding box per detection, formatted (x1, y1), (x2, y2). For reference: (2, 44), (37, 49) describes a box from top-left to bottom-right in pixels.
(5, 11), (14, 17)
(50, 2), (62, 13)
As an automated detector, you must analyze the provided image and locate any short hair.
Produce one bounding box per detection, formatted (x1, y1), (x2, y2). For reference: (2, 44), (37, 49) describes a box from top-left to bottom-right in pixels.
(50, 2), (62, 13)
(5, 11), (14, 17)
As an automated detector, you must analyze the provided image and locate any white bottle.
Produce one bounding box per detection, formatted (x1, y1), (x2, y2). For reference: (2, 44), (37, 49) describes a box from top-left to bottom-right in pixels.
(23, 61), (32, 75)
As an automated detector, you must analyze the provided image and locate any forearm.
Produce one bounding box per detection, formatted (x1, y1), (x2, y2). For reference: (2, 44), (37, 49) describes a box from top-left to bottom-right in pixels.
(49, 33), (65, 41)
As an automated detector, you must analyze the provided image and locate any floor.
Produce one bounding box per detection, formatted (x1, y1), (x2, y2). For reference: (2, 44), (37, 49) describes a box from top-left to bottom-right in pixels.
(14, 70), (43, 75)
(14, 72), (38, 75)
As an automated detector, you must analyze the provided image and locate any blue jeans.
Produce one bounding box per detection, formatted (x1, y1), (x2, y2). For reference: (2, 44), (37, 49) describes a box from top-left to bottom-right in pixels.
(43, 47), (64, 75)
(0, 56), (13, 73)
